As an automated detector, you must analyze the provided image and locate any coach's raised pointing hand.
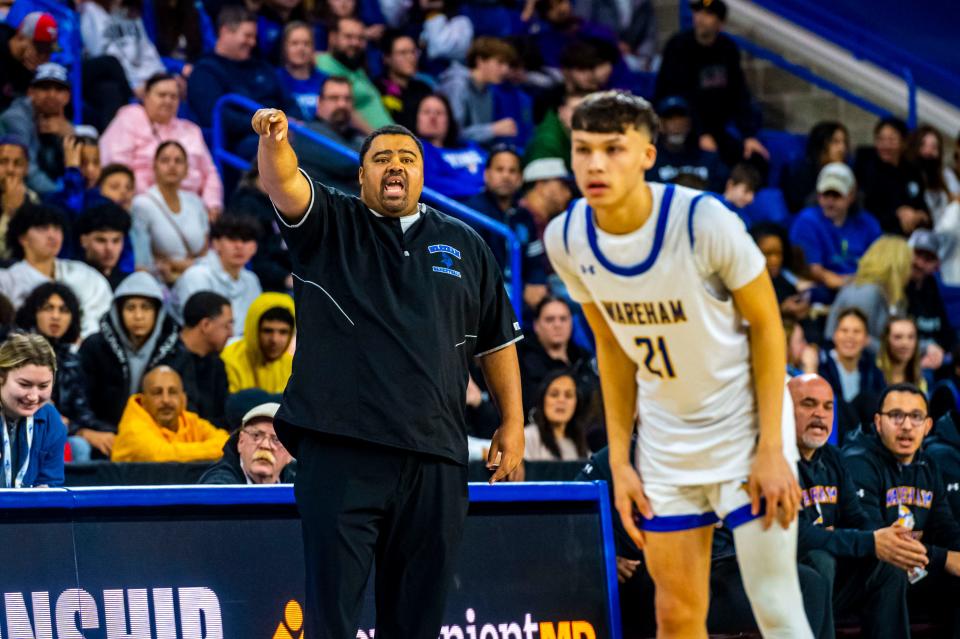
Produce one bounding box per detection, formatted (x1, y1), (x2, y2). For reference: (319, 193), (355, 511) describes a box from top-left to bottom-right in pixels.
(252, 108), (311, 219)
(252, 108), (289, 142)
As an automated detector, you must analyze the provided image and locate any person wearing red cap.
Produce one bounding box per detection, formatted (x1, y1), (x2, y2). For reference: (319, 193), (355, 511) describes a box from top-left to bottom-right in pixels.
(0, 11), (57, 111)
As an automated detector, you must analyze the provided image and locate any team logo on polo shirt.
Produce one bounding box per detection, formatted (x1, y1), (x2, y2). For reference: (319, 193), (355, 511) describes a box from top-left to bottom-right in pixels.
(429, 244), (462, 278)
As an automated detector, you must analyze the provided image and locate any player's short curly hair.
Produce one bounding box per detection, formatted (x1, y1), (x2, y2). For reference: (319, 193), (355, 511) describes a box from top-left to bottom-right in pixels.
(570, 91), (659, 142)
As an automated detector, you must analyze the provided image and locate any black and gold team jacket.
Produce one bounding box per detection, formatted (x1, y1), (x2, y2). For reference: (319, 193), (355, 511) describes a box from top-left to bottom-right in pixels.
(797, 443), (876, 559)
(844, 430), (960, 576)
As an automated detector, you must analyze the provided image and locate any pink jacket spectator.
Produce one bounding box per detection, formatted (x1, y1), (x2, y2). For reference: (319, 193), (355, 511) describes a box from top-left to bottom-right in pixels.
(100, 104), (223, 212)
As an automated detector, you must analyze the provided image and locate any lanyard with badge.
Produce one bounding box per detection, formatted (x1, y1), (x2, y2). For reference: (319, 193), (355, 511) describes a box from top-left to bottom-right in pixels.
(1, 414), (33, 489)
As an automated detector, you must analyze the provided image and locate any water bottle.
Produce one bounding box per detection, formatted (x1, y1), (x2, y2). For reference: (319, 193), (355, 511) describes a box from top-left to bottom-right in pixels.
(896, 504), (928, 584)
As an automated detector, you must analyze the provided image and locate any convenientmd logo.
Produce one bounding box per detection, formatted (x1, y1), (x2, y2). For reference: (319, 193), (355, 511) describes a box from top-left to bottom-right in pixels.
(275, 602), (598, 639)
(0, 590), (599, 639)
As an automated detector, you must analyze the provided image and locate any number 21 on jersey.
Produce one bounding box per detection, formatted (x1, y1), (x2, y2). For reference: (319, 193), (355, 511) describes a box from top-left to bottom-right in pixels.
(635, 337), (676, 378)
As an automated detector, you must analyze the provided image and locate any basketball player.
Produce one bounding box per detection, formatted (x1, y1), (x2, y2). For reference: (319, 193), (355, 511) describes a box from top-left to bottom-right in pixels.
(544, 91), (811, 638)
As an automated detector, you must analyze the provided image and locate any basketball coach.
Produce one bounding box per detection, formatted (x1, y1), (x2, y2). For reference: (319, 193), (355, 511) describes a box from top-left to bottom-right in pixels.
(252, 109), (525, 639)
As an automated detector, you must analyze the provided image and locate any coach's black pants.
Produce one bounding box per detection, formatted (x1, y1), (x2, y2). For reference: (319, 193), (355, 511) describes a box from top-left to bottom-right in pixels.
(293, 433), (469, 639)
(801, 550), (910, 639)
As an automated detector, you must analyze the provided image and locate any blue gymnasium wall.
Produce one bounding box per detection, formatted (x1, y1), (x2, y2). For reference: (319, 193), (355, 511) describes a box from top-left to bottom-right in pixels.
(752, 0), (960, 109)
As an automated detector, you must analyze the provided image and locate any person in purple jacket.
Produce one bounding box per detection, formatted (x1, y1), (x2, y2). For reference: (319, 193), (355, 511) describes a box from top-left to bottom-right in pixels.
(0, 332), (67, 488)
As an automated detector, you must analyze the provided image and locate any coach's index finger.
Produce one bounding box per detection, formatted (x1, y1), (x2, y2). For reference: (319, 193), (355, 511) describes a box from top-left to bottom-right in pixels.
(252, 109), (286, 140)
(251, 109), (271, 135)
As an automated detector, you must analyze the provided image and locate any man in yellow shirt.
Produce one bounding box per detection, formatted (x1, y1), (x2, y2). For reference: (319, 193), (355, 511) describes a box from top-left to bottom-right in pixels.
(221, 292), (295, 393)
(112, 365), (229, 462)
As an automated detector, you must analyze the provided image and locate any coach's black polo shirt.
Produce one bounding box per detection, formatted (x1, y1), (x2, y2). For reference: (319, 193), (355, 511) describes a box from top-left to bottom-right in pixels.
(274, 170), (522, 465)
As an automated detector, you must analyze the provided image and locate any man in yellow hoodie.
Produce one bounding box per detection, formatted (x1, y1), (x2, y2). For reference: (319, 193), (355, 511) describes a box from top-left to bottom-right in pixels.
(112, 365), (229, 462)
(221, 292), (295, 393)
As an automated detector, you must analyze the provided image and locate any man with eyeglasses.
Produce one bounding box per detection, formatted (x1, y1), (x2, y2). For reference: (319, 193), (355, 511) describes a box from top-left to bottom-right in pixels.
(199, 402), (295, 485)
(845, 382), (960, 635)
(791, 374), (914, 638)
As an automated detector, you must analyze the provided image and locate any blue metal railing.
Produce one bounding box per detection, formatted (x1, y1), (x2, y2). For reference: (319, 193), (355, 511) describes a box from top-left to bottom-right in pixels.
(747, 0), (949, 125)
(211, 94), (524, 317)
(729, 35), (892, 121)
(678, 4), (917, 127)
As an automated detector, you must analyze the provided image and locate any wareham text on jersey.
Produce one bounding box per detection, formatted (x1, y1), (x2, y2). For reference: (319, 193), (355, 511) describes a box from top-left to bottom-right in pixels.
(600, 300), (687, 326)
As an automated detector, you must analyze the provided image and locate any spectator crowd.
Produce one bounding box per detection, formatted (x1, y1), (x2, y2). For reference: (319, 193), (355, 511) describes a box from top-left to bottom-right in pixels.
(0, 0), (959, 635)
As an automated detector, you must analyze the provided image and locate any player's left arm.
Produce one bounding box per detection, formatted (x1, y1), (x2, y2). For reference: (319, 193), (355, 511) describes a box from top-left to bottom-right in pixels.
(732, 273), (802, 529)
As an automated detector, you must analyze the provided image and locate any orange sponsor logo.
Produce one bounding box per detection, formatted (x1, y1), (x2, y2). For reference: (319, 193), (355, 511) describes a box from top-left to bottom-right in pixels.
(273, 600), (304, 639)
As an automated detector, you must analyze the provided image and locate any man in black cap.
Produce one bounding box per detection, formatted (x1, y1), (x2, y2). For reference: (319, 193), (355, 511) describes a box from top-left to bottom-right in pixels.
(252, 108), (525, 639)
(655, 0), (768, 168)
(649, 95), (728, 192)
(0, 61), (73, 194)
(906, 229), (956, 368)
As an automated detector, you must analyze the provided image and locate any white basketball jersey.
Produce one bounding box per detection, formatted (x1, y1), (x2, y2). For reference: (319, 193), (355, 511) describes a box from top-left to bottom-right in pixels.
(545, 182), (795, 486)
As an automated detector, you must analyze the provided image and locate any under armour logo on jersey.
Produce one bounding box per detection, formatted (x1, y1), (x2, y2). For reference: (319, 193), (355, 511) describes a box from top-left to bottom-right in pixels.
(580, 264), (596, 275)
(857, 489), (865, 499)
(948, 483), (960, 492)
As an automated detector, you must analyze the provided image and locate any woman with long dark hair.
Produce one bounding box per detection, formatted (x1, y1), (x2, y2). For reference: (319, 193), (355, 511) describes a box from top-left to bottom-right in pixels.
(780, 121), (850, 213)
(131, 140), (209, 284)
(15, 283), (112, 461)
(524, 369), (588, 461)
(415, 94), (487, 200)
(905, 125), (957, 224)
(749, 222), (805, 314)
(877, 315), (926, 392)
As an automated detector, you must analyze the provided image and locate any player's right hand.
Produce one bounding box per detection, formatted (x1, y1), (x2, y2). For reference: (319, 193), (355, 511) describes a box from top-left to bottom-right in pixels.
(612, 463), (653, 549)
(748, 447), (802, 530)
(252, 108), (289, 142)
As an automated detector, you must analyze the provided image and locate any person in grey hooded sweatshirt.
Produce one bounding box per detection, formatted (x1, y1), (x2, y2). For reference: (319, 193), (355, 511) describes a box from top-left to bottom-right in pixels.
(79, 271), (182, 428)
